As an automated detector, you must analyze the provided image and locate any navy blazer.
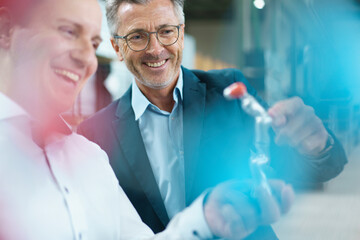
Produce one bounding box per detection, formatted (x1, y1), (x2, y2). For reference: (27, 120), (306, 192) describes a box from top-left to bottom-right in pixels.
(78, 67), (347, 239)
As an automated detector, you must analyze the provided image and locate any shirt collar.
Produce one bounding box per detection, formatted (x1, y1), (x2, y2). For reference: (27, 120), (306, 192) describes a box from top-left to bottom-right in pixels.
(131, 68), (183, 121)
(0, 92), (29, 121)
(0, 92), (72, 136)
(174, 69), (183, 101)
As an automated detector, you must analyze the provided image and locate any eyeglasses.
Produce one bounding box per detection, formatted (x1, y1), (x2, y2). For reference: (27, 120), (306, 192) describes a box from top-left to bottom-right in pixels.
(114, 24), (182, 52)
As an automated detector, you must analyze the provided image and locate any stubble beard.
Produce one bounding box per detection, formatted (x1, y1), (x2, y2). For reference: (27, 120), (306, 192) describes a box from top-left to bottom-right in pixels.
(126, 52), (183, 90)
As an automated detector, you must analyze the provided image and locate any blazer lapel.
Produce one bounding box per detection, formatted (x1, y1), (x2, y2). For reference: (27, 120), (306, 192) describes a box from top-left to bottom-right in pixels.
(182, 68), (206, 204)
(112, 89), (169, 226)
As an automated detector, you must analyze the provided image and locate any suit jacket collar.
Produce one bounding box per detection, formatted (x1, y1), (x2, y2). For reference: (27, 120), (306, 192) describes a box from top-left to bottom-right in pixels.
(182, 67), (206, 204)
(113, 86), (170, 226)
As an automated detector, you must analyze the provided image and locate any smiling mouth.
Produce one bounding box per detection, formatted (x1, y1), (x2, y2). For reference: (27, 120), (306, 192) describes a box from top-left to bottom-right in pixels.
(54, 69), (80, 83)
(145, 60), (166, 68)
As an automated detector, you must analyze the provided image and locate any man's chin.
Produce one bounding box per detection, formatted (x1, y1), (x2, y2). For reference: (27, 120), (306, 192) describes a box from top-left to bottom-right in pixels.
(49, 98), (75, 116)
(138, 78), (175, 90)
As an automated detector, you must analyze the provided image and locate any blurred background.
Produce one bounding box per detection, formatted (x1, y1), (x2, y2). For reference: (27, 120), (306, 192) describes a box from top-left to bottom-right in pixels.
(63, 1), (360, 238)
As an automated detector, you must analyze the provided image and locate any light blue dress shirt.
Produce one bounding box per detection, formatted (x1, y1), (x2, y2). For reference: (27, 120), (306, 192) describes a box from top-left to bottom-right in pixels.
(131, 70), (185, 219)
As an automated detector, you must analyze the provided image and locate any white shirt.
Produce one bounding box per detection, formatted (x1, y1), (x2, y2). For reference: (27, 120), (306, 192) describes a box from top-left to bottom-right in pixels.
(131, 70), (185, 219)
(0, 92), (212, 240)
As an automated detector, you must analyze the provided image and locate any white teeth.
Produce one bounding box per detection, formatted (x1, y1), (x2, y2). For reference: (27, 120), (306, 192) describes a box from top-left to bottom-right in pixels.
(54, 69), (80, 82)
(145, 60), (166, 68)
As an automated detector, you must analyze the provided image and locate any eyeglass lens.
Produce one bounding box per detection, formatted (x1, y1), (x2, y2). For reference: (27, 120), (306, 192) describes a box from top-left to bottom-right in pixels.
(126, 25), (179, 51)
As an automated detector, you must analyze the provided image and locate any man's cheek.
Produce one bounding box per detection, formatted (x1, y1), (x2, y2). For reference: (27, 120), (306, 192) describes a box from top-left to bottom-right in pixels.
(28, 34), (58, 60)
(13, 29), (59, 62)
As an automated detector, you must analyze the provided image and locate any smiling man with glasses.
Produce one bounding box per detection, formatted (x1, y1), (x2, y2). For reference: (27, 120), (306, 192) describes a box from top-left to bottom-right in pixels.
(78, 0), (347, 239)
(107, 0), (186, 98)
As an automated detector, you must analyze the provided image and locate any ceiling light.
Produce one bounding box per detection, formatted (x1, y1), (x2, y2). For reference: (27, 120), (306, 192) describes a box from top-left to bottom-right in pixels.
(254, 0), (265, 9)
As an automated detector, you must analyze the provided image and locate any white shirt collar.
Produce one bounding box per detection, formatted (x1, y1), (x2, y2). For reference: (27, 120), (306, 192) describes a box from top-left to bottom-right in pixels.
(0, 92), (29, 121)
(0, 92), (72, 135)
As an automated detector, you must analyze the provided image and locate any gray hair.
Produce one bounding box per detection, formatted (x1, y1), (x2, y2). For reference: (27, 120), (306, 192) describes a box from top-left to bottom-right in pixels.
(105, 0), (185, 36)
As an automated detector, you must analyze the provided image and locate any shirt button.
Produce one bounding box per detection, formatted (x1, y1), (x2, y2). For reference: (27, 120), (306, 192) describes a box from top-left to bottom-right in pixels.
(171, 117), (175, 120)
(64, 187), (69, 194)
(79, 233), (82, 240)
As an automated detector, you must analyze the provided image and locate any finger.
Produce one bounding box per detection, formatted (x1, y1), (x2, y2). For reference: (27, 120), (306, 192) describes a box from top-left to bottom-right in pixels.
(290, 119), (319, 148)
(220, 204), (255, 240)
(274, 114), (308, 146)
(274, 108), (316, 146)
(280, 184), (295, 214)
(221, 181), (275, 233)
(298, 129), (328, 155)
(220, 184), (258, 231)
(268, 97), (304, 127)
(205, 182), (259, 239)
(268, 103), (287, 127)
(267, 180), (295, 214)
(268, 107), (287, 127)
(228, 194), (258, 233)
(253, 185), (281, 225)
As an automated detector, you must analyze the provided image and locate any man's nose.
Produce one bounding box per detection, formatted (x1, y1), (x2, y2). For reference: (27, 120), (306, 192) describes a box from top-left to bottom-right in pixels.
(71, 39), (96, 68)
(145, 33), (164, 55)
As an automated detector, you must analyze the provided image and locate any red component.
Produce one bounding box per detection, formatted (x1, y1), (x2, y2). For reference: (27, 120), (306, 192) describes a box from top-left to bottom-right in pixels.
(225, 82), (247, 99)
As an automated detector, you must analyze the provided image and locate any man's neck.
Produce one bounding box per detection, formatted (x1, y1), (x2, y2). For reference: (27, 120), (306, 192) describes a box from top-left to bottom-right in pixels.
(7, 87), (57, 129)
(136, 78), (179, 113)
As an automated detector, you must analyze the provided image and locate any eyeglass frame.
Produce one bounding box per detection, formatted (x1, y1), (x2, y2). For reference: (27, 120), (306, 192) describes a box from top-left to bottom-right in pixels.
(113, 24), (183, 52)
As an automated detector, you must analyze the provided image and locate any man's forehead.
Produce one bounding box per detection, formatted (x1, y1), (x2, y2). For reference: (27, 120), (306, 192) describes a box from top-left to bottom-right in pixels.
(3, 0), (41, 23)
(117, 0), (176, 27)
(118, 0), (175, 16)
(24, 0), (101, 26)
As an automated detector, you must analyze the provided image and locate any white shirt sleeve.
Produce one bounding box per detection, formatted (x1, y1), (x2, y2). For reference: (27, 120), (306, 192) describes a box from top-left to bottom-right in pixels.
(151, 193), (213, 240)
(116, 184), (154, 239)
(117, 185), (213, 240)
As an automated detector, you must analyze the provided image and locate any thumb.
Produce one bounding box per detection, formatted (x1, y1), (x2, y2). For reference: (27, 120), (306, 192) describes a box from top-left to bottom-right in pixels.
(268, 106), (287, 128)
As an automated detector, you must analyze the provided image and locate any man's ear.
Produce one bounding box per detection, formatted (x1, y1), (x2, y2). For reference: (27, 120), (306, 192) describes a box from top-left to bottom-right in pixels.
(110, 38), (124, 61)
(0, 7), (13, 49)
